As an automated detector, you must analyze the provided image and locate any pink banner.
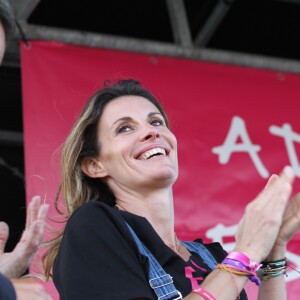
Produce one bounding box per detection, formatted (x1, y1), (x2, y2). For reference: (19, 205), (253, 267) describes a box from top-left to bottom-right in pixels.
(21, 41), (300, 299)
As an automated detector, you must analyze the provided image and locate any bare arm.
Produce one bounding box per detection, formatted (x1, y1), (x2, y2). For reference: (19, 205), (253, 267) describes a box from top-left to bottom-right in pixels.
(258, 192), (300, 300)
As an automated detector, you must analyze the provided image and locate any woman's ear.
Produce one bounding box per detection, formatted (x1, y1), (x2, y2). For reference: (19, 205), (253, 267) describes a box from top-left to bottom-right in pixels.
(81, 157), (108, 178)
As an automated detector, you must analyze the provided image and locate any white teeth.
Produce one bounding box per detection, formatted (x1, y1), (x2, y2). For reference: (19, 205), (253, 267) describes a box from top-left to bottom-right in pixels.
(140, 148), (166, 160)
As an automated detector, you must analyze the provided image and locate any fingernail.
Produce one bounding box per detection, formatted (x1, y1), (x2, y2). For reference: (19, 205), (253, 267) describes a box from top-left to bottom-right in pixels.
(33, 195), (41, 201)
(283, 166), (294, 178)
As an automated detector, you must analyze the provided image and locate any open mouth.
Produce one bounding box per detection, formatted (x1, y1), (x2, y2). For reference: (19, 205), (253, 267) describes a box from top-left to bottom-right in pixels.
(137, 148), (167, 160)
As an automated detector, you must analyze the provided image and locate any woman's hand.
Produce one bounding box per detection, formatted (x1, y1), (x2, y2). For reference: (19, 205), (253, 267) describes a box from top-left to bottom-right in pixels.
(275, 191), (300, 247)
(234, 166), (295, 262)
(265, 192), (300, 260)
(0, 196), (49, 278)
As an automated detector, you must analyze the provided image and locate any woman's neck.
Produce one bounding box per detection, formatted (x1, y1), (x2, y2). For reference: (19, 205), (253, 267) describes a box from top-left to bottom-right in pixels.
(115, 186), (176, 244)
(115, 189), (191, 261)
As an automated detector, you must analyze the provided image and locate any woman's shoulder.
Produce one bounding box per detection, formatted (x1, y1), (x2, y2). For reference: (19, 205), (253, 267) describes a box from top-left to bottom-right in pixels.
(65, 200), (121, 231)
(70, 200), (115, 218)
(60, 200), (134, 250)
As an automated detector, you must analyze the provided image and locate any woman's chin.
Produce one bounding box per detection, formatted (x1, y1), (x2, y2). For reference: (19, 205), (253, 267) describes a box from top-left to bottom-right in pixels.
(150, 171), (178, 187)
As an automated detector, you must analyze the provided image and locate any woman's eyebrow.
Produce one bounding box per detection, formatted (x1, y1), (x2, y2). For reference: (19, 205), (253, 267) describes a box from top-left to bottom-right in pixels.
(112, 112), (161, 125)
(148, 112), (163, 118)
(111, 116), (133, 127)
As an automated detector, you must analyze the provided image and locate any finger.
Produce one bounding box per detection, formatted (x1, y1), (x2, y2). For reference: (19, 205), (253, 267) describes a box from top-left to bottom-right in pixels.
(32, 204), (49, 245)
(264, 174), (279, 190)
(278, 165), (295, 185)
(25, 220), (44, 253)
(37, 203), (49, 223)
(271, 166), (295, 207)
(25, 196), (41, 230)
(26, 210), (49, 251)
(256, 175), (280, 205)
(259, 166), (294, 208)
(30, 220), (46, 248)
(266, 177), (292, 215)
(264, 166), (294, 191)
(292, 192), (300, 217)
(11, 223), (41, 266)
(12, 204), (48, 257)
(0, 221), (9, 255)
(281, 193), (300, 241)
(252, 174), (279, 210)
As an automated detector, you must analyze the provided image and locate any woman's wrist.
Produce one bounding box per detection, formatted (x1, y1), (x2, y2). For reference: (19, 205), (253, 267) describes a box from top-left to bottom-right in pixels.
(232, 241), (287, 263)
(232, 246), (263, 263)
(264, 244), (287, 261)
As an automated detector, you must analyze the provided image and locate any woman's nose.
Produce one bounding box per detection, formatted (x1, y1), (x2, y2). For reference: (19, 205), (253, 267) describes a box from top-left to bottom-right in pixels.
(140, 124), (160, 141)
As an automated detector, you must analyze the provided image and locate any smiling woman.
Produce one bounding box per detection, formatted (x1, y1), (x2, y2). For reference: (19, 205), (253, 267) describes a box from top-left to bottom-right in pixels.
(43, 79), (300, 300)
(80, 95), (178, 195)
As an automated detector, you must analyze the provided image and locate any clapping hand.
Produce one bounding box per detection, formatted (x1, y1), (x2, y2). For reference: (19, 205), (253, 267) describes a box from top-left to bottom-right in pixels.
(266, 191), (300, 260)
(235, 166), (296, 262)
(0, 196), (49, 278)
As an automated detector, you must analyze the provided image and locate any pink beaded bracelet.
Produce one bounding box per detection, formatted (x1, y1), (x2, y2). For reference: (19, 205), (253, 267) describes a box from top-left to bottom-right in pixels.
(192, 287), (216, 300)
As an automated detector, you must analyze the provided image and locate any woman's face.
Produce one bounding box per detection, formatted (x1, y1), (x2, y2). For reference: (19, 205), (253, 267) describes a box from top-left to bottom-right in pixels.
(95, 95), (178, 192)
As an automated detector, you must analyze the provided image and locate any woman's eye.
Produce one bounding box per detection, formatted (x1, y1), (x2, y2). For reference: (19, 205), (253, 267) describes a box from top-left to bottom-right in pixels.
(151, 119), (164, 126)
(117, 125), (133, 134)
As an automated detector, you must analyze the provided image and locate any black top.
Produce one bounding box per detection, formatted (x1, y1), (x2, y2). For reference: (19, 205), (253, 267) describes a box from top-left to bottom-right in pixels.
(0, 273), (16, 300)
(53, 201), (247, 299)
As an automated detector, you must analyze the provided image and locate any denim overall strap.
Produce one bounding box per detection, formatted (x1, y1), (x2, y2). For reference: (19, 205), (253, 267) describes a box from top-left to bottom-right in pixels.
(181, 241), (217, 271)
(126, 223), (183, 300)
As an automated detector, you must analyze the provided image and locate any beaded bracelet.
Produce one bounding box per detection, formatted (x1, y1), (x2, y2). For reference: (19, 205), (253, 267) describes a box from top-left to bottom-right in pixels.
(259, 269), (286, 280)
(192, 287), (216, 300)
(257, 258), (287, 280)
(261, 258), (287, 269)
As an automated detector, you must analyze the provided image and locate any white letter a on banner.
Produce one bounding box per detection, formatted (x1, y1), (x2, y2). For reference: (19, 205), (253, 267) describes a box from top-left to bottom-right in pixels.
(212, 116), (269, 178)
